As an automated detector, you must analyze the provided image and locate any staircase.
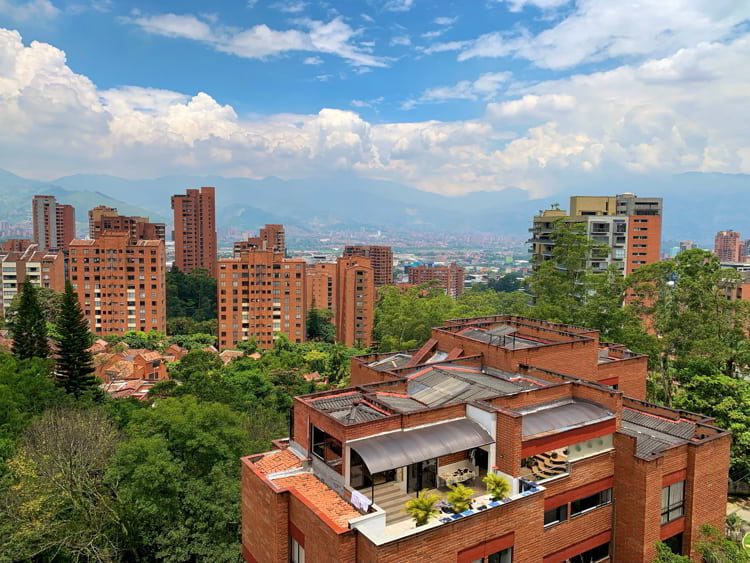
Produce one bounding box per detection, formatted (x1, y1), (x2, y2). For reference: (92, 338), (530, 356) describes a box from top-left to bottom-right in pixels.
(364, 483), (413, 525)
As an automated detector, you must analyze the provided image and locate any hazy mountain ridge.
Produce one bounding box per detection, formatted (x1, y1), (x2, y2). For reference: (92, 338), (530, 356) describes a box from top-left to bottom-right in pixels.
(1, 169), (749, 243)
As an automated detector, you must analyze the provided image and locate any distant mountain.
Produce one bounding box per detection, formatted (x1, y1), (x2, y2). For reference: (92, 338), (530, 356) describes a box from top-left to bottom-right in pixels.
(2, 169), (749, 244)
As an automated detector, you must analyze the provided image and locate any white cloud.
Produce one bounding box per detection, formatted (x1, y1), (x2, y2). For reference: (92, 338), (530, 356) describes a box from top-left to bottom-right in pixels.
(126, 13), (387, 67)
(504, 0), (570, 12)
(360, 13), (374, 23)
(0, 0), (59, 21)
(303, 55), (323, 65)
(433, 16), (458, 26)
(390, 35), (411, 46)
(411, 72), (511, 104)
(351, 96), (384, 109)
(1, 27), (750, 197)
(384, 0), (414, 13)
(421, 29), (448, 40)
(270, 1), (308, 14)
(436, 0), (750, 69)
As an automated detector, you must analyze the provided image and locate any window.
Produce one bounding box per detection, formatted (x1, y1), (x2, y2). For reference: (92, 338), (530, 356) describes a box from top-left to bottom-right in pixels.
(661, 481), (684, 524)
(290, 537), (305, 563)
(566, 542), (609, 562)
(471, 547), (512, 563)
(570, 489), (612, 516)
(544, 505), (568, 527)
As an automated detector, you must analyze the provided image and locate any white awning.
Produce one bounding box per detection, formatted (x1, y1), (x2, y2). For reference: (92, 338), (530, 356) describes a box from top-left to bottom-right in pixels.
(349, 418), (493, 474)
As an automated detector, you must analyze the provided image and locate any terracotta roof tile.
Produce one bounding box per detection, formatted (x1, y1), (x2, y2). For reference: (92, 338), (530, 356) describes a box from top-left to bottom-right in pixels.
(254, 449), (303, 475)
(273, 473), (360, 529)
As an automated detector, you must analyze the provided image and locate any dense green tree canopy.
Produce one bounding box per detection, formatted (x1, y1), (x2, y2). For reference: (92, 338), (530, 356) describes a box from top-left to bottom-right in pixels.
(166, 266), (217, 322)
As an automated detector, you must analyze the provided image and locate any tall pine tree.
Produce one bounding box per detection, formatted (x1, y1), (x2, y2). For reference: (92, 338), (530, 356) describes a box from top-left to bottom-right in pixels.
(11, 279), (50, 359)
(55, 281), (98, 398)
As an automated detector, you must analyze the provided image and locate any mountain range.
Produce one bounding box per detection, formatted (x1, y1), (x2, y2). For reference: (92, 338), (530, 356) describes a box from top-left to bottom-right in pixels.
(0, 168), (748, 245)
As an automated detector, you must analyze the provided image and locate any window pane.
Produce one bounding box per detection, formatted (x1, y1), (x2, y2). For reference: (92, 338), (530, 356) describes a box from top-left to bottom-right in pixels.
(661, 487), (669, 510)
(670, 482), (684, 505)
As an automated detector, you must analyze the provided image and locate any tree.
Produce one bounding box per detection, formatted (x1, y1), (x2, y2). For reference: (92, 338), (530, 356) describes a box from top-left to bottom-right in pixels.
(168, 332), (217, 350)
(696, 523), (750, 562)
(653, 542), (691, 562)
(306, 308), (336, 343)
(166, 266), (217, 322)
(487, 273), (523, 293)
(55, 281), (98, 399)
(4, 286), (62, 337)
(10, 280), (50, 360)
(404, 490), (441, 526)
(0, 408), (122, 561)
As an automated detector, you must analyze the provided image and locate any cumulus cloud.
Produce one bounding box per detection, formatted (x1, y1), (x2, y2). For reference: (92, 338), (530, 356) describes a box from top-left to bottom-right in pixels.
(406, 72), (511, 106)
(1, 28), (750, 197)
(431, 0), (750, 69)
(0, 0), (59, 21)
(126, 13), (387, 67)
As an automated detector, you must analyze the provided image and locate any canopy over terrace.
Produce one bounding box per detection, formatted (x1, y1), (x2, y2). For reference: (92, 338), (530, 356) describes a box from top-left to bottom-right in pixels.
(349, 418), (493, 475)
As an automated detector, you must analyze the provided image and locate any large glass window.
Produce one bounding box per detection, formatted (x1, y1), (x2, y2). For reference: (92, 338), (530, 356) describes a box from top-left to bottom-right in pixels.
(290, 538), (305, 563)
(311, 426), (342, 474)
(544, 505), (568, 527)
(570, 489), (612, 517)
(566, 542), (609, 563)
(471, 547), (512, 563)
(661, 481), (685, 524)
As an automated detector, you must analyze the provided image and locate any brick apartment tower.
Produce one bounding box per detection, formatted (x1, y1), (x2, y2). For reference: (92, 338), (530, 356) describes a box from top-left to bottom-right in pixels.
(89, 205), (166, 243)
(32, 195), (75, 251)
(0, 239), (33, 253)
(334, 256), (375, 347)
(306, 262), (337, 312)
(343, 245), (393, 287)
(530, 193), (662, 275)
(0, 244), (65, 316)
(217, 250), (305, 350)
(68, 232), (166, 334)
(407, 262), (465, 298)
(233, 224), (286, 256)
(171, 187), (217, 276)
(713, 230), (742, 262)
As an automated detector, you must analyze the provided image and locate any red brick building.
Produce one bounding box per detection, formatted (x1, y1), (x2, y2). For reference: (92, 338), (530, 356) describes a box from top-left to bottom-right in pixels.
(343, 245), (393, 287)
(88, 205), (166, 243)
(0, 239), (33, 253)
(714, 230), (742, 263)
(171, 187), (217, 276)
(234, 224), (286, 256)
(407, 262), (465, 298)
(241, 316), (730, 563)
(335, 256), (375, 347)
(68, 233), (167, 334)
(0, 244), (65, 316)
(32, 195), (75, 251)
(306, 262), (337, 312)
(217, 250), (305, 350)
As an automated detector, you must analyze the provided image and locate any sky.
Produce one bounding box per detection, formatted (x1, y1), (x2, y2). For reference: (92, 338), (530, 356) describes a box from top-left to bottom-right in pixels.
(0, 0), (749, 196)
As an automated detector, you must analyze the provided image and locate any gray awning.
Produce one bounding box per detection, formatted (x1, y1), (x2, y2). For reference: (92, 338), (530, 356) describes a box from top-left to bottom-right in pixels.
(349, 418), (493, 474)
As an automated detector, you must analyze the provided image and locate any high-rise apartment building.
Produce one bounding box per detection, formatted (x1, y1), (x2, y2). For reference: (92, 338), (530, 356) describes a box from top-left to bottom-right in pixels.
(407, 262), (465, 298)
(68, 233), (166, 334)
(334, 256), (375, 347)
(233, 224), (285, 256)
(32, 195), (75, 251)
(89, 205), (166, 243)
(171, 187), (217, 276)
(0, 239), (33, 253)
(714, 230), (742, 263)
(0, 244), (65, 315)
(529, 193), (662, 275)
(343, 245), (393, 287)
(305, 262), (337, 312)
(241, 316), (730, 563)
(217, 250), (305, 350)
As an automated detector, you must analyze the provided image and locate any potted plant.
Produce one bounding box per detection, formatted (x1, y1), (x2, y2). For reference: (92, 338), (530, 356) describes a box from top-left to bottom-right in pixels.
(482, 473), (511, 501)
(446, 483), (474, 513)
(405, 490), (441, 526)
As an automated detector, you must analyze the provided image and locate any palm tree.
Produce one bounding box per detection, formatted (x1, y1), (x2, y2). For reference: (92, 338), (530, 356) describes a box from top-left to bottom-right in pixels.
(405, 490), (441, 526)
(482, 473), (511, 501)
(446, 483), (474, 513)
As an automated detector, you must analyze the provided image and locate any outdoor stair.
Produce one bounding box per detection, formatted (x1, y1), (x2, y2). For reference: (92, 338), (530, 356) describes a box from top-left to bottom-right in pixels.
(363, 483), (414, 526)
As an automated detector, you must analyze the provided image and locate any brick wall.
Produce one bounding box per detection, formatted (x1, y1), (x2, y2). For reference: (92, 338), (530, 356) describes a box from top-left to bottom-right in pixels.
(543, 504), (613, 559)
(241, 459), (289, 562)
(495, 410), (523, 475)
(287, 494), (357, 562)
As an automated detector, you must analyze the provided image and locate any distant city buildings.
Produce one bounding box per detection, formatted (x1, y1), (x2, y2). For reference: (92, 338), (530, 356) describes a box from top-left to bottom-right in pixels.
(68, 232), (167, 334)
(529, 193), (663, 275)
(714, 230), (742, 263)
(171, 187), (217, 276)
(32, 195), (75, 251)
(89, 205), (166, 243)
(406, 262), (465, 298)
(0, 239), (33, 253)
(679, 240), (695, 253)
(0, 244), (65, 315)
(343, 245), (393, 287)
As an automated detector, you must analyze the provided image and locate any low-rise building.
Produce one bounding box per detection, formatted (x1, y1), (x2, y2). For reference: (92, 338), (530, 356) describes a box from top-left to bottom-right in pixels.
(94, 348), (169, 383)
(0, 244), (65, 316)
(241, 316), (730, 563)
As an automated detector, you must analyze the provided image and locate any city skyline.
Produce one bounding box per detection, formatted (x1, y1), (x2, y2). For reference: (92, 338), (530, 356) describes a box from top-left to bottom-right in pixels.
(1, 1), (749, 198)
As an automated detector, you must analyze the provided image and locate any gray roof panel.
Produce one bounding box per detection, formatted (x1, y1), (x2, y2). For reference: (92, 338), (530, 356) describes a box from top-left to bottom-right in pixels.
(521, 400), (613, 438)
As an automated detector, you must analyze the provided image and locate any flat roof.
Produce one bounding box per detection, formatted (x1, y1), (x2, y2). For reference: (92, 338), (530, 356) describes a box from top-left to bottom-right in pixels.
(619, 408), (697, 459)
(457, 325), (553, 350)
(520, 399), (613, 438)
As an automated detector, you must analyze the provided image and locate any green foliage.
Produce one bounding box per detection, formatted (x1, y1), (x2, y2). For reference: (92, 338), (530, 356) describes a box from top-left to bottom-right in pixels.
(167, 316), (217, 336)
(168, 332), (217, 350)
(307, 307), (336, 343)
(236, 337), (259, 355)
(166, 266), (217, 322)
(486, 273), (523, 293)
(446, 483), (474, 513)
(404, 490), (441, 526)
(10, 280), (49, 360)
(55, 282), (99, 399)
(482, 473), (511, 500)
(105, 329), (169, 351)
(4, 285), (62, 338)
(696, 523), (750, 562)
(653, 542), (691, 562)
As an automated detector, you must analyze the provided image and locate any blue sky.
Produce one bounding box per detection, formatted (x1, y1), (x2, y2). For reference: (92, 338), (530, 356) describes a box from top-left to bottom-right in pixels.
(1, 0), (749, 196)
